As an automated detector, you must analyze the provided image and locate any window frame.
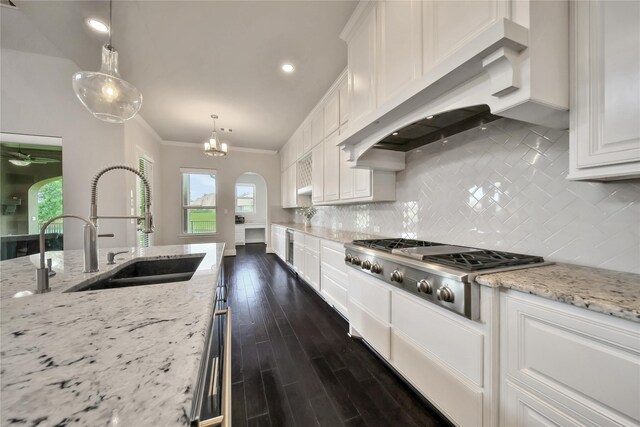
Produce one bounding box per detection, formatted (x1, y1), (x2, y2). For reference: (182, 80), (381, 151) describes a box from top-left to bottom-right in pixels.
(180, 167), (217, 236)
(235, 182), (256, 214)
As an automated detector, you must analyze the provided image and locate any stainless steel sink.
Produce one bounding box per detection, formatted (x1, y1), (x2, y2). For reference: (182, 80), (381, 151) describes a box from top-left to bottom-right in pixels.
(67, 254), (205, 292)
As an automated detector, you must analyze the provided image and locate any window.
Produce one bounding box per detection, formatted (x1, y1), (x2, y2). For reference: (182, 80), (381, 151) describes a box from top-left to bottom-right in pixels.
(235, 183), (256, 214)
(137, 157), (153, 247)
(182, 168), (216, 234)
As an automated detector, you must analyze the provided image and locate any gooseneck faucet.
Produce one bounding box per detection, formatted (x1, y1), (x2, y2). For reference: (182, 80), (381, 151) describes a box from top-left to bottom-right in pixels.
(37, 214), (98, 294)
(90, 165), (154, 234)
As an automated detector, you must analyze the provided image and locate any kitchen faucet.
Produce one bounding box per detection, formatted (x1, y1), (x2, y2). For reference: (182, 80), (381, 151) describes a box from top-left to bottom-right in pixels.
(90, 165), (153, 234)
(36, 214), (98, 294)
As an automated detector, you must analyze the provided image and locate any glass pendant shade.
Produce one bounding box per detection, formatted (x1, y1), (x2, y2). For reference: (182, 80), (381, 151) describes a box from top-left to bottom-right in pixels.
(72, 45), (142, 123)
(203, 117), (228, 156)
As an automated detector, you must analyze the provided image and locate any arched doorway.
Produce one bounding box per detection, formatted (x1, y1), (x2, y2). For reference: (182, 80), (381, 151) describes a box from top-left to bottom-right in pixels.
(234, 172), (268, 246)
(28, 176), (63, 234)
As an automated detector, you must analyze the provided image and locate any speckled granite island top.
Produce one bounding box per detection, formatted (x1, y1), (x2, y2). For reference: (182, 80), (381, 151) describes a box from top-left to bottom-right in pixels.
(477, 263), (640, 322)
(0, 243), (224, 426)
(272, 222), (385, 243)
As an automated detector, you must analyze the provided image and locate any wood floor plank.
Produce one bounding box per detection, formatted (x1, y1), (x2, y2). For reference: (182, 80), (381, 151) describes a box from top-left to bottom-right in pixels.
(309, 394), (345, 427)
(244, 375), (268, 419)
(261, 369), (296, 427)
(232, 381), (248, 427)
(283, 381), (320, 427)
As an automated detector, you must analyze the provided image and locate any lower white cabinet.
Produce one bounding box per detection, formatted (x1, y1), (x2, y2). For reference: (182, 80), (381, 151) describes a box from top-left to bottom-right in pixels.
(235, 225), (246, 246)
(501, 290), (640, 426)
(293, 231), (305, 274)
(320, 239), (349, 318)
(270, 225), (286, 260)
(302, 235), (320, 292)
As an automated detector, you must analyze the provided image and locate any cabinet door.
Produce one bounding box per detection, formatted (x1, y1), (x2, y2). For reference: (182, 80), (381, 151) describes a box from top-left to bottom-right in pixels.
(302, 121), (312, 155)
(339, 76), (349, 125)
(293, 131), (302, 162)
(323, 133), (340, 201)
(304, 249), (320, 292)
(353, 167), (372, 198)
(422, 0), (507, 72)
(339, 148), (354, 199)
(311, 108), (324, 147)
(348, 4), (377, 123)
(324, 90), (340, 137)
(281, 170), (288, 207)
(288, 164), (297, 207)
(378, 0), (422, 105)
(570, 0), (640, 180)
(311, 144), (324, 204)
(293, 243), (305, 274)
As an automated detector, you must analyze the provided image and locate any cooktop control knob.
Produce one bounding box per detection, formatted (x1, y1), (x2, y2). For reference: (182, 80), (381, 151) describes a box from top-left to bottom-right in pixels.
(390, 270), (403, 283)
(345, 254), (352, 263)
(352, 256), (361, 266)
(437, 286), (455, 303)
(417, 279), (432, 294)
(361, 260), (372, 270)
(370, 263), (382, 274)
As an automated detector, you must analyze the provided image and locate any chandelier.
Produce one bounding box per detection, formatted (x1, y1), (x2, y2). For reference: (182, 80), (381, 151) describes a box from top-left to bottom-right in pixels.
(204, 114), (228, 157)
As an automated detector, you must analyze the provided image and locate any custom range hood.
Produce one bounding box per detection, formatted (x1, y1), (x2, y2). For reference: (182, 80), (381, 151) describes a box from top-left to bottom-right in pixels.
(373, 105), (500, 153)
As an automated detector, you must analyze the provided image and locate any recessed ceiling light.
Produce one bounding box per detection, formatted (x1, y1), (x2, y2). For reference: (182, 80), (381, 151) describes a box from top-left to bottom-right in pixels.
(87, 19), (109, 33)
(392, 132), (398, 136)
(426, 115), (434, 119)
(281, 63), (295, 73)
(481, 126), (487, 131)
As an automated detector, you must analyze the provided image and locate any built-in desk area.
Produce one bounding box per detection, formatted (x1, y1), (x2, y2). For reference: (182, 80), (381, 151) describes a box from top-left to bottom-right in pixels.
(235, 223), (266, 246)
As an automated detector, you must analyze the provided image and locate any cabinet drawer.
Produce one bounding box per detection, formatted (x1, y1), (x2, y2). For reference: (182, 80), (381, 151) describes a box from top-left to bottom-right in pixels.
(348, 269), (391, 323)
(321, 270), (348, 318)
(349, 300), (391, 359)
(304, 235), (320, 253)
(503, 291), (640, 423)
(503, 381), (583, 427)
(393, 291), (483, 386)
(320, 240), (347, 275)
(391, 329), (482, 426)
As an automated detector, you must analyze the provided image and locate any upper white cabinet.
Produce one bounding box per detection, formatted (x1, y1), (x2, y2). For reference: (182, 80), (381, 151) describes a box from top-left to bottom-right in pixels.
(377, 0), (422, 105)
(339, 77), (350, 126)
(339, 149), (354, 199)
(568, 0), (640, 181)
(344, 3), (378, 124)
(302, 121), (312, 155)
(311, 108), (324, 147)
(324, 90), (340, 137)
(311, 143), (324, 205)
(323, 132), (341, 202)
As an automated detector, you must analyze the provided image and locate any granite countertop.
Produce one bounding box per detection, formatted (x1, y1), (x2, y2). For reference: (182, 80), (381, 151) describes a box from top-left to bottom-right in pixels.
(0, 243), (224, 426)
(272, 222), (386, 243)
(476, 263), (640, 322)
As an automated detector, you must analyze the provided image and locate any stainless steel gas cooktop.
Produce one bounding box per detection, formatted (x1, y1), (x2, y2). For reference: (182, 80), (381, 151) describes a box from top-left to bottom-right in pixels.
(345, 238), (549, 320)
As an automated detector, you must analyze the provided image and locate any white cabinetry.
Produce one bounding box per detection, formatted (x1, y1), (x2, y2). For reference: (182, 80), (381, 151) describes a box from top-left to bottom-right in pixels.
(339, 77), (349, 126)
(323, 132), (340, 202)
(311, 144), (324, 204)
(320, 239), (349, 318)
(339, 149), (354, 199)
(270, 225), (286, 259)
(501, 290), (640, 426)
(302, 121), (312, 156)
(377, 0), (422, 105)
(345, 3), (377, 124)
(293, 231), (305, 274)
(302, 235), (320, 292)
(569, 0), (640, 180)
(311, 108), (324, 148)
(324, 90), (340, 137)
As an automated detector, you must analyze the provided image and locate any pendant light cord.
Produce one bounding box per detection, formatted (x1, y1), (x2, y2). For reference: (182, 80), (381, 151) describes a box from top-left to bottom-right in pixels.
(108, 0), (113, 48)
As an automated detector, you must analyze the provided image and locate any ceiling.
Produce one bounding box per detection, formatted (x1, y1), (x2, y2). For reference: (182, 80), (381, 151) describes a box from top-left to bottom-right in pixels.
(6, 0), (357, 150)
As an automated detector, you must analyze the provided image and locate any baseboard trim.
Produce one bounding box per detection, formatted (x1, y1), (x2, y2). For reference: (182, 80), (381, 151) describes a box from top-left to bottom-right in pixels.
(224, 249), (237, 257)
(266, 246), (275, 253)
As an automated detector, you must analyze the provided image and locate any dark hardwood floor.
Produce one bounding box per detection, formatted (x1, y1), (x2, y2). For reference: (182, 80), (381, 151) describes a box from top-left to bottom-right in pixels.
(226, 243), (451, 427)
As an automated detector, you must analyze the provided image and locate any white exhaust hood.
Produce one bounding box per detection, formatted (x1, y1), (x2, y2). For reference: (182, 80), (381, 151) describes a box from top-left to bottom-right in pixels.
(338, 8), (569, 172)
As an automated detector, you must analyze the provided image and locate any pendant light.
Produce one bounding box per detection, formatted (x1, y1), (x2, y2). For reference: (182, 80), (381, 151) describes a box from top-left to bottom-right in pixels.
(203, 115), (228, 157)
(72, 0), (142, 123)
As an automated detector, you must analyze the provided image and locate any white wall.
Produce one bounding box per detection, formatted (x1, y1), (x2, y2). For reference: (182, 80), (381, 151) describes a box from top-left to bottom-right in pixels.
(301, 118), (640, 274)
(158, 143), (287, 253)
(235, 173), (267, 224)
(0, 47), (132, 249)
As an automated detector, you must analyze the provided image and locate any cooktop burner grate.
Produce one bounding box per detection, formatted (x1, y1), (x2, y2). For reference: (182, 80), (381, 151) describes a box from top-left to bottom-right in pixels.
(352, 238), (443, 252)
(423, 250), (545, 271)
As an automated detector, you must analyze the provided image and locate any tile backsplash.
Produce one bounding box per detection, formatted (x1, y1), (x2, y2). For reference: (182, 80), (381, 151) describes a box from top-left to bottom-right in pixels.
(297, 118), (640, 274)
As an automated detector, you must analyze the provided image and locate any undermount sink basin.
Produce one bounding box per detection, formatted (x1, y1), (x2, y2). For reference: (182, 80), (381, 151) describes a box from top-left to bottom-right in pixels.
(67, 254), (205, 292)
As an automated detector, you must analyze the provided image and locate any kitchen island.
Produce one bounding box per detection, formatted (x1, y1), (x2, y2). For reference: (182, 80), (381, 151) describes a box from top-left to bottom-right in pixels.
(0, 243), (224, 426)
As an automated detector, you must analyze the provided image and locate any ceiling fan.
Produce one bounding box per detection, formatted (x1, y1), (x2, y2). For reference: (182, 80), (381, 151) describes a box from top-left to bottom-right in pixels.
(1, 147), (61, 167)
